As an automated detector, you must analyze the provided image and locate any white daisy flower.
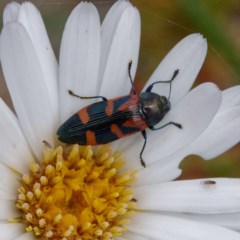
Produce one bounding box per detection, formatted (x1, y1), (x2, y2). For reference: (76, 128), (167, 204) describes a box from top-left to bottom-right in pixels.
(0, 1), (240, 239)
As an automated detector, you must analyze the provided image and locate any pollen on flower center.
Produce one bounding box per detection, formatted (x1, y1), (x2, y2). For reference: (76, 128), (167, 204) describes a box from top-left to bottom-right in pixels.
(16, 144), (137, 239)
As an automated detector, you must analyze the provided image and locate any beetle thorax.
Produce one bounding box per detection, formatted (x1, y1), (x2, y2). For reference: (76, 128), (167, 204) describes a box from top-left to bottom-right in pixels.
(140, 92), (171, 127)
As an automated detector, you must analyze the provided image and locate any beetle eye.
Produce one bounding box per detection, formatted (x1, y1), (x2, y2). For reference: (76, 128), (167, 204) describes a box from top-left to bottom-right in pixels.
(143, 106), (150, 113)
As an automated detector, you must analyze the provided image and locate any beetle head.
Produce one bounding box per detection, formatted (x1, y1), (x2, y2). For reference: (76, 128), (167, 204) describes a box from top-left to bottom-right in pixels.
(140, 92), (171, 127)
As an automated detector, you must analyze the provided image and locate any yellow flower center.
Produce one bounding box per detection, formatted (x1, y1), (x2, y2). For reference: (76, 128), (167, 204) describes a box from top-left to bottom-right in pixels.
(16, 144), (137, 239)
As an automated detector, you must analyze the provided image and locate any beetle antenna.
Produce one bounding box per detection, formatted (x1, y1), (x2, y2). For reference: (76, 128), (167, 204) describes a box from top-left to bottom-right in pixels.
(168, 69), (179, 100)
(146, 69), (179, 95)
(168, 83), (172, 100)
(128, 60), (137, 95)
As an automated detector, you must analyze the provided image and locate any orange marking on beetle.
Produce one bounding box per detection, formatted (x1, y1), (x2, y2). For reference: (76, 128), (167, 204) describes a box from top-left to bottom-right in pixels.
(123, 116), (147, 131)
(105, 100), (114, 116)
(122, 119), (135, 128)
(78, 107), (90, 124)
(119, 94), (139, 112)
(86, 130), (97, 145)
(111, 124), (125, 139)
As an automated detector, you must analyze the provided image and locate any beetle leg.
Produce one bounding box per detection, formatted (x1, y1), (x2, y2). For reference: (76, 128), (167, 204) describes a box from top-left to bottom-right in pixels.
(140, 130), (147, 168)
(146, 69), (179, 97)
(68, 90), (107, 101)
(128, 61), (137, 95)
(150, 121), (182, 130)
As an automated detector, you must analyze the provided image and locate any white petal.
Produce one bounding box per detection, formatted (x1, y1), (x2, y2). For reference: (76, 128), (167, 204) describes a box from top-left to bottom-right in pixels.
(122, 231), (150, 240)
(123, 83), (221, 167)
(18, 2), (59, 120)
(220, 85), (240, 110)
(112, 134), (139, 152)
(0, 162), (19, 200)
(0, 99), (34, 174)
(166, 212), (240, 231)
(134, 178), (240, 214)
(99, 1), (140, 97)
(112, 134), (142, 171)
(0, 22), (57, 159)
(0, 223), (24, 239)
(3, 2), (20, 24)
(143, 34), (207, 107)
(136, 156), (182, 185)
(128, 212), (240, 240)
(186, 85), (240, 160)
(3, 2), (59, 126)
(59, 2), (100, 122)
(0, 199), (19, 219)
(114, 136), (180, 183)
(190, 106), (240, 159)
(15, 232), (34, 240)
(156, 86), (240, 166)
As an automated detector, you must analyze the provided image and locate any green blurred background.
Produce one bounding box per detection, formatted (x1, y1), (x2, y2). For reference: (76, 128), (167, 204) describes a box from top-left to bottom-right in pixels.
(0, 0), (240, 179)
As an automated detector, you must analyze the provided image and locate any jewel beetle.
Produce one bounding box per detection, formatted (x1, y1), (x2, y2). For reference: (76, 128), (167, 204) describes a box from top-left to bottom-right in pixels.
(57, 62), (182, 167)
